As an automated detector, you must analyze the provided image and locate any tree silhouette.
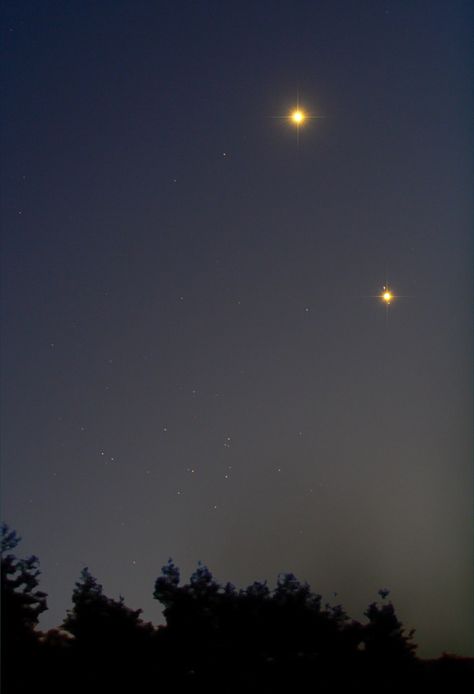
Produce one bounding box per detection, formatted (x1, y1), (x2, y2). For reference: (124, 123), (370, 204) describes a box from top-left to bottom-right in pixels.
(64, 567), (155, 643)
(359, 590), (419, 692)
(153, 562), (369, 689)
(62, 567), (156, 691)
(363, 590), (417, 661)
(1, 524), (48, 638)
(63, 567), (142, 643)
(3, 528), (470, 693)
(1, 523), (48, 692)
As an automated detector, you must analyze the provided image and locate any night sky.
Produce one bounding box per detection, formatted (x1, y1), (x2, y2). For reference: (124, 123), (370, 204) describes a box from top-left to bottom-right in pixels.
(2, 1), (472, 658)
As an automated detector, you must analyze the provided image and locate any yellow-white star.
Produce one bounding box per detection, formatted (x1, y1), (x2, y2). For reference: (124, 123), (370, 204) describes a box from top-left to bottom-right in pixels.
(381, 286), (393, 304)
(291, 109), (305, 124)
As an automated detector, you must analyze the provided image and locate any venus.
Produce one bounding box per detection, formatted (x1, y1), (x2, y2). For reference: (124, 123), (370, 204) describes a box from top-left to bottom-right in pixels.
(382, 286), (393, 304)
(291, 109), (305, 124)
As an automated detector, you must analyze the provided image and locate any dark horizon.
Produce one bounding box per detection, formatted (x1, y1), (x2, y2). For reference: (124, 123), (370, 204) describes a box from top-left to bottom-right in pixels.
(1, 0), (472, 659)
(6, 522), (474, 693)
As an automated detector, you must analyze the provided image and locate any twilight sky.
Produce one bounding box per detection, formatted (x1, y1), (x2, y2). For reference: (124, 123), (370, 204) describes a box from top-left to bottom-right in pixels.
(1, 0), (472, 658)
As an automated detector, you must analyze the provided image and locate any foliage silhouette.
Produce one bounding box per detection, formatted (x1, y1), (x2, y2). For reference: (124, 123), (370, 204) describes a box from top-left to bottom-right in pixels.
(1, 524), (48, 693)
(152, 560), (417, 691)
(2, 525), (473, 693)
(61, 567), (156, 691)
(363, 589), (417, 661)
(63, 567), (150, 644)
(1, 524), (48, 638)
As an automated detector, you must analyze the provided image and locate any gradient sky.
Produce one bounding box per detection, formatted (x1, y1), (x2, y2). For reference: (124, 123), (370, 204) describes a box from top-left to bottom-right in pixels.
(1, 0), (472, 658)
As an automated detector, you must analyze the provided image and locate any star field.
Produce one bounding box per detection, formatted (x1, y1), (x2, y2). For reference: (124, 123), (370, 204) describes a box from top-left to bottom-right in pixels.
(1, 0), (472, 659)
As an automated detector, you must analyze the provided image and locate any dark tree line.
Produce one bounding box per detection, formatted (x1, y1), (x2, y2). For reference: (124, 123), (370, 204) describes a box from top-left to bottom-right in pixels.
(2, 524), (473, 693)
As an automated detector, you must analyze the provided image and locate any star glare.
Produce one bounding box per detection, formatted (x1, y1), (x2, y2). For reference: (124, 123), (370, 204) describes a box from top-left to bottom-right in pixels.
(381, 286), (393, 304)
(291, 110), (305, 124)
(272, 99), (323, 142)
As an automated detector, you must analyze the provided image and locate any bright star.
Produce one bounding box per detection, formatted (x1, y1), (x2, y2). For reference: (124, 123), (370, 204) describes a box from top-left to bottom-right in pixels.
(291, 110), (305, 124)
(381, 286), (393, 304)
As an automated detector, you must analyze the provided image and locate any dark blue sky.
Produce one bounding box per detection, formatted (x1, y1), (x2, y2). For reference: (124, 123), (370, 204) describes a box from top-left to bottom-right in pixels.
(2, 1), (472, 657)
